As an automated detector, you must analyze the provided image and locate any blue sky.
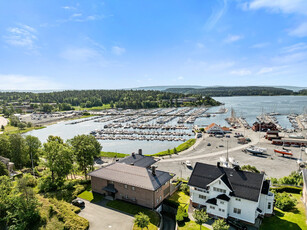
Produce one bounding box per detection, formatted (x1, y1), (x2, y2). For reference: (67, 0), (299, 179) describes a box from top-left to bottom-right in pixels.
(0, 0), (307, 90)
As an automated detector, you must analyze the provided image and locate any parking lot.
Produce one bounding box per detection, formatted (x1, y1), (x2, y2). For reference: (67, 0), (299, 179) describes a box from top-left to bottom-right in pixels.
(78, 199), (134, 230)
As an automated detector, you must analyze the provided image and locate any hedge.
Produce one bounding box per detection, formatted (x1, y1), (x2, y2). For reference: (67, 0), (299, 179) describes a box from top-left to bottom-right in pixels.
(271, 185), (302, 194)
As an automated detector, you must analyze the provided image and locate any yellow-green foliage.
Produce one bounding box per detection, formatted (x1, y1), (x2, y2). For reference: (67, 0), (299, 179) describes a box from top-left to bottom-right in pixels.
(151, 139), (196, 156)
(47, 198), (89, 230)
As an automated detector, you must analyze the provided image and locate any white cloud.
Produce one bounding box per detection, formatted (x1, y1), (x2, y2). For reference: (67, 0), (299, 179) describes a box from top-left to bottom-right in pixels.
(248, 0), (307, 15)
(196, 42), (205, 49)
(205, 0), (229, 30)
(72, 13), (82, 18)
(230, 69), (251, 76)
(62, 6), (77, 10)
(257, 67), (273, 75)
(289, 22), (307, 37)
(112, 46), (126, 56)
(224, 34), (244, 43)
(178, 76), (184, 80)
(251, 42), (270, 48)
(60, 48), (101, 62)
(282, 43), (307, 53)
(4, 24), (37, 50)
(0, 74), (62, 90)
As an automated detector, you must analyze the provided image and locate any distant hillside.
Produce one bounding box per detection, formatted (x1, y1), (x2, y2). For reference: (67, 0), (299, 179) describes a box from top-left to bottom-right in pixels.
(132, 85), (204, 91)
(163, 86), (295, 96)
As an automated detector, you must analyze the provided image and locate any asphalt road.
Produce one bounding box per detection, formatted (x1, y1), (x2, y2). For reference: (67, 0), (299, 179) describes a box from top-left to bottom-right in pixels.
(78, 199), (134, 230)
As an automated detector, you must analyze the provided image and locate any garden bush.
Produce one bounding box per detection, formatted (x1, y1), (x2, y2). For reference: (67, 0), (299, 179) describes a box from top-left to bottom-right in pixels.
(274, 192), (297, 211)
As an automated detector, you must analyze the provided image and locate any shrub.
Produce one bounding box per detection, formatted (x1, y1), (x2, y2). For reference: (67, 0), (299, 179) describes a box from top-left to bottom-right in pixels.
(241, 165), (260, 173)
(176, 206), (188, 222)
(271, 186), (302, 194)
(180, 184), (190, 195)
(275, 192), (297, 211)
(23, 173), (37, 187)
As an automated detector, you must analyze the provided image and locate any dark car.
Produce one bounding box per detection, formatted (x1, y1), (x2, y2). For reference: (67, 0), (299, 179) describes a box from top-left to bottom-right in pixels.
(72, 199), (85, 208)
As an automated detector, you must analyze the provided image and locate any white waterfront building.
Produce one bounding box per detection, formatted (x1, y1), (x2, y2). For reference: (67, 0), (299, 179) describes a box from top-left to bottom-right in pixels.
(188, 162), (274, 225)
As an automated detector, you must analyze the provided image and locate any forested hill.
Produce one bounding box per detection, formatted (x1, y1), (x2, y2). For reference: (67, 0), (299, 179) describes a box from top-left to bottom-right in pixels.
(164, 86), (296, 96)
(0, 89), (221, 110)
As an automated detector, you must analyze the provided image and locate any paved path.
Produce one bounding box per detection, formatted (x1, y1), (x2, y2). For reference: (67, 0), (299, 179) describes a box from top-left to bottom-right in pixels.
(78, 199), (134, 230)
(0, 116), (8, 127)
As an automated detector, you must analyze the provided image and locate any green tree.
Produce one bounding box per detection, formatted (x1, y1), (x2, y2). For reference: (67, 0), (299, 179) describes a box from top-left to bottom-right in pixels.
(0, 135), (10, 158)
(69, 134), (102, 179)
(275, 192), (297, 211)
(0, 161), (8, 176)
(241, 165), (260, 173)
(43, 136), (73, 182)
(173, 147), (178, 154)
(25, 135), (42, 170)
(212, 219), (229, 230)
(9, 134), (27, 169)
(193, 209), (209, 230)
(134, 212), (150, 229)
(176, 206), (188, 222)
(180, 183), (190, 195)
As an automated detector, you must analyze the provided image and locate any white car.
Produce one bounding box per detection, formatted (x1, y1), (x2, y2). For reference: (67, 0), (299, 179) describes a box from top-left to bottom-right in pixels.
(185, 161), (192, 167)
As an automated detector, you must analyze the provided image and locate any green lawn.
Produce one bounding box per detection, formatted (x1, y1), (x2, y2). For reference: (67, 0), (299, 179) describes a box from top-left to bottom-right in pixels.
(73, 104), (111, 111)
(150, 139), (196, 157)
(178, 221), (210, 230)
(260, 193), (306, 230)
(106, 200), (160, 230)
(168, 191), (190, 210)
(100, 151), (129, 158)
(3, 125), (45, 134)
(78, 190), (104, 203)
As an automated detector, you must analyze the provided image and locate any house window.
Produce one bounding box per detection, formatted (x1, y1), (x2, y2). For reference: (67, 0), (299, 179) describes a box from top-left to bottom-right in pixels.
(235, 198), (241, 201)
(125, 195), (128, 199)
(220, 201), (224, 204)
(124, 184), (128, 189)
(210, 206), (215, 210)
(199, 195), (206, 200)
(268, 202), (271, 209)
(213, 187), (226, 193)
(234, 208), (241, 214)
(157, 199), (159, 204)
(219, 181), (221, 185)
(132, 186), (135, 191)
(159, 196), (162, 201)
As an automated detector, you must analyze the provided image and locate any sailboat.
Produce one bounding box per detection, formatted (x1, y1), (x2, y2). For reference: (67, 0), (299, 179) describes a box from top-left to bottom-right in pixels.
(274, 148), (293, 156)
(245, 145), (267, 155)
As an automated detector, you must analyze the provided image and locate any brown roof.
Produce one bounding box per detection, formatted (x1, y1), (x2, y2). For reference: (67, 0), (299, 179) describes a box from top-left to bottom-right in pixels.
(88, 163), (173, 191)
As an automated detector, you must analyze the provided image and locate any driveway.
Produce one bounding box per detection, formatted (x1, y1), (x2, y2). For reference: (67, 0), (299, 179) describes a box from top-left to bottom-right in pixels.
(78, 199), (134, 230)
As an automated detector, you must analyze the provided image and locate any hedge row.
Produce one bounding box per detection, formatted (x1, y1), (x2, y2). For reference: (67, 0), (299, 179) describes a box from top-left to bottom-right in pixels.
(271, 185), (302, 194)
(49, 198), (89, 230)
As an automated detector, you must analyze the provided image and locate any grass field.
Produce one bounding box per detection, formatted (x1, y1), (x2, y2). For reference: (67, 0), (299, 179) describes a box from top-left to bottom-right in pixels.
(150, 139), (196, 156)
(77, 190), (104, 203)
(178, 221), (210, 230)
(3, 125), (46, 134)
(106, 200), (160, 230)
(260, 193), (306, 230)
(73, 104), (111, 111)
(168, 191), (190, 211)
(100, 151), (129, 158)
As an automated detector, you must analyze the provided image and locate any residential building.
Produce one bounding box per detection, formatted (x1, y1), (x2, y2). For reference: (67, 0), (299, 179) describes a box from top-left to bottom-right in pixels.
(89, 153), (174, 209)
(188, 162), (274, 225)
(0, 156), (14, 174)
(205, 123), (229, 135)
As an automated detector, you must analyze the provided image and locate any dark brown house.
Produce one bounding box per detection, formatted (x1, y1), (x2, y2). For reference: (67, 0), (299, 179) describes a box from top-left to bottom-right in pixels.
(89, 154), (174, 209)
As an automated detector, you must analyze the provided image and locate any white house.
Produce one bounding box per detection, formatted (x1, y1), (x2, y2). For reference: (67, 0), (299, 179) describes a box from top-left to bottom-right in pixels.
(205, 123), (229, 135)
(188, 162), (274, 225)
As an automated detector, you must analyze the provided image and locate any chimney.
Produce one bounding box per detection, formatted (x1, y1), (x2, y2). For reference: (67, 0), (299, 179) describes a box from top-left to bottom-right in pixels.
(130, 163), (134, 166)
(234, 165), (240, 171)
(217, 162), (221, 167)
(151, 166), (156, 176)
(138, 149), (142, 155)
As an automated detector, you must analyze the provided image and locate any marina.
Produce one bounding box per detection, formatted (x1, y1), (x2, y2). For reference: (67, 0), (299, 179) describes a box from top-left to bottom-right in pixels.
(25, 96), (307, 154)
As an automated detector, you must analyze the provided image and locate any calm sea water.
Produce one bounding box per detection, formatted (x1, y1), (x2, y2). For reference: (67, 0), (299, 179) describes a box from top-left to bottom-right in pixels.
(26, 96), (307, 154)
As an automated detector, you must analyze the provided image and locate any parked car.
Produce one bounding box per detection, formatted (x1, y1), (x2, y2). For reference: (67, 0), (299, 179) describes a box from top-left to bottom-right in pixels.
(72, 199), (85, 208)
(226, 135), (230, 138)
(219, 144), (224, 147)
(197, 133), (202, 138)
(207, 143), (211, 146)
(185, 161), (192, 167)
